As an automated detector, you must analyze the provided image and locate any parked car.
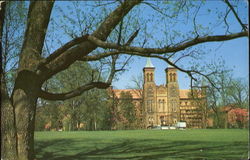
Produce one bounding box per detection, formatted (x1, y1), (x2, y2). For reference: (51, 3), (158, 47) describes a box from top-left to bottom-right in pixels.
(152, 125), (162, 130)
(169, 126), (176, 130)
(176, 122), (186, 129)
(161, 125), (169, 130)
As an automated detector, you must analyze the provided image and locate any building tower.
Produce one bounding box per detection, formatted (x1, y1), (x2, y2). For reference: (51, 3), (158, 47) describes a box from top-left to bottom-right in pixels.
(165, 62), (180, 125)
(143, 58), (156, 127)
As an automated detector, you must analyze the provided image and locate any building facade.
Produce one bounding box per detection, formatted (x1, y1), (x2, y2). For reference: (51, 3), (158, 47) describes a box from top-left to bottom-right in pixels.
(113, 58), (207, 128)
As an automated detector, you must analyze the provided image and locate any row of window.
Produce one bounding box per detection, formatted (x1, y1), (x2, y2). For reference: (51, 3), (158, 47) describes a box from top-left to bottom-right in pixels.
(180, 101), (190, 105)
(181, 114), (202, 117)
(147, 100), (178, 112)
(146, 73), (177, 82)
(181, 109), (201, 112)
(182, 117), (202, 120)
(180, 107), (199, 110)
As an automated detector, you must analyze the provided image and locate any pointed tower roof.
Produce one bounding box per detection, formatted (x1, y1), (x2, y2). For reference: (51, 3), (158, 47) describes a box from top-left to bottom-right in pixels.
(145, 58), (154, 68)
(201, 77), (208, 87)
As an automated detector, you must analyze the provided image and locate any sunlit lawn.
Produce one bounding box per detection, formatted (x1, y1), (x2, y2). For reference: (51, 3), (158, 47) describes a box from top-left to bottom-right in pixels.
(35, 129), (248, 160)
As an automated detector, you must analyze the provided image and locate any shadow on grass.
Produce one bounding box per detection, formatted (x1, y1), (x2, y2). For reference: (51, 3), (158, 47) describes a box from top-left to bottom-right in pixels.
(35, 138), (248, 160)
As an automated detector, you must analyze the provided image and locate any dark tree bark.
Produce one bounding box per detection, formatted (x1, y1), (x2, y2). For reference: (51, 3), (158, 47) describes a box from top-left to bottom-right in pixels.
(4, 1), (141, 159)
(1, 80), (18, 160)
(1, 1), (18, 160)
(10, 2), (54, 160)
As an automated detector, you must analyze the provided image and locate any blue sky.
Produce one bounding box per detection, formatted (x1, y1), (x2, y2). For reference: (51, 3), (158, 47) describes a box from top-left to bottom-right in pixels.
(110, 1), (249, 89)
(112, 37), (249, 89)
(47, 1), (248, 90)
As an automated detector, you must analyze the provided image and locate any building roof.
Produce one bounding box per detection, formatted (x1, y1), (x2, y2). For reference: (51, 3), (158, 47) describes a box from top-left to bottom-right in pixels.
(179, 89), (203, 99)
(220, 104), (243, 112)
(112, 89), (142, 99)
(112, 89), (202, 100)
(145, 58), (154, 68)
(179, 90), (190, 99)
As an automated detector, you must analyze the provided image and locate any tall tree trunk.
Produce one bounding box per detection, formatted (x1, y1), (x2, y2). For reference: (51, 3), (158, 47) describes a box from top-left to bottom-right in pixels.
(11, 1), (54, 159)
(12, 71), (41, 160)
(1, 2), (17, 159)
(1, 78), (18, 160)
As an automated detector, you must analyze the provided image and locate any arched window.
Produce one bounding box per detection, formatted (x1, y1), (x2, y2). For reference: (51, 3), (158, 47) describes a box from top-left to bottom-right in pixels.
(173, 102), (177, 112)
(162, 100), (165, 112)
(158, 99), (161, 108)
(170, 101), (174, 112)
(150, 100), (153, 112)
(147, 87), (153, 97)
(146, 73), (149, 82)
(169, 73), (172, 82)
(150, 73), (153, 81)
(147, 100), (153, 112)
(173, 73), (176, 82)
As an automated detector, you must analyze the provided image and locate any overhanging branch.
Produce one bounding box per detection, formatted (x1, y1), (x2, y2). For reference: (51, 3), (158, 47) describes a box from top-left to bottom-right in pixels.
(38, 82), (111, 101)
(80, 28), (140, 61)
(42, 34), (89, 65)
(87, 31), (248, 54)
(38, 0), (142, 81)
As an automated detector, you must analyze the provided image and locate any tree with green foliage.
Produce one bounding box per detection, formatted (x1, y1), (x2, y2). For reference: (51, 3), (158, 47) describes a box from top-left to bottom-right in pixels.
(36, 61), (110, 131)
(118, 91), (136, 129)
(200, 62), (249, 128)
(227, 79), (249, 109)
(104, 88), (120, 130)
(81, 88), (110, 131)
(1, 1), (248, 159)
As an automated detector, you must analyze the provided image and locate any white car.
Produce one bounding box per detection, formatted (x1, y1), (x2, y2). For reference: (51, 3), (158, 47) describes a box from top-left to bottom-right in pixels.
(151, 125), (162, 130)
(176, 122), (187, 129)
(161, 126), (169, 130)
(169, 126), (176, 130)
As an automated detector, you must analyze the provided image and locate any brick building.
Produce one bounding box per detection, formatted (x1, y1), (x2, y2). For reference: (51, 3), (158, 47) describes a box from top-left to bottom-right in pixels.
(113, 58), (207, 128)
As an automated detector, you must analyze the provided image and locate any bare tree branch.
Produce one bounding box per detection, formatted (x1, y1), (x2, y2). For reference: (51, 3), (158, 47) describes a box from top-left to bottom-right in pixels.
(39, 0), (142, 81)
(106, 55), (117, 84)
(174, 51), (196, 64)
(42, 34), (89, 65)
(87, 31), (248, 54)
(223, 0), (248, 31)
(142, 2), (176, 18)
(40, 14), (142, 101)
(192, 1), (202, 36)
(38, 82), (110, 101)
(105, 26), (139, 83)
(80, 28), (140, 61)
(80, 30), (247, 62)
(224, 7), (232, 34)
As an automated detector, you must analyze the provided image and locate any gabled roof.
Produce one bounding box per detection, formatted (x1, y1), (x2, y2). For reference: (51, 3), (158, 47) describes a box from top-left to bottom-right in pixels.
(111, 89), (202, 100)
(179, 90), (190, 99)
(179, 89), (203, 99)
(112, 89), (142, 99)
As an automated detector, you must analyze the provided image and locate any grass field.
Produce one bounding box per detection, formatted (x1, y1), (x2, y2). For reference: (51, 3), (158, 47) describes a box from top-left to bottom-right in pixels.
(35, 129), (248, 160)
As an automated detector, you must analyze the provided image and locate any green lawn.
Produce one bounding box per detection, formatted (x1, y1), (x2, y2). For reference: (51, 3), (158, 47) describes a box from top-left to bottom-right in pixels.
(35, 129), (249, 160)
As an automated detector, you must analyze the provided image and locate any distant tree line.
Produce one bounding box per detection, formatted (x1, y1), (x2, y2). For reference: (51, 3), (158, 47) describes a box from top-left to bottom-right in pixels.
(198, 63), (249, 129)
(35, 62), (112, 131)
(34, 62), (144, 131)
